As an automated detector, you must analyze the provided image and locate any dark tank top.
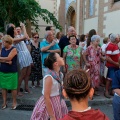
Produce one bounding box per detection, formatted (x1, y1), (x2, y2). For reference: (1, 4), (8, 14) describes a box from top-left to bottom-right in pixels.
(0, 46), (17, 73)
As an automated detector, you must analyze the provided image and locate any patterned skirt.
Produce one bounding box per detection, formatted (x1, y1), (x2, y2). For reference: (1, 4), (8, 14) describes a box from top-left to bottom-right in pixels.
(30, 95), (68, 120)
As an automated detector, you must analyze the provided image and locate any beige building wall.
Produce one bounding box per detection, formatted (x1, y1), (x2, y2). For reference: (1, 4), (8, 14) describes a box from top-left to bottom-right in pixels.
(103, 10), (120, 37)
(62, 0), (120, 38)
(34, 0), (58, 39)
(84, 17), (98, 34)
(83, 0), (120, 37)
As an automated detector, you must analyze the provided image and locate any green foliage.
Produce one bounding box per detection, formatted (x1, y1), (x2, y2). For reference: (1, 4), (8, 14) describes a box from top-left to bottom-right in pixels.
(0, 0), (62, 32)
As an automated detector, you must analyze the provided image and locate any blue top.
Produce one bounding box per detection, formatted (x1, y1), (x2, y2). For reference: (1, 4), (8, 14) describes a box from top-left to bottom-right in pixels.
(58, 35), (79, 57)
(0, 47), (17, 73)
(112, 70), (120, 89)
(40, 40), (60, 67)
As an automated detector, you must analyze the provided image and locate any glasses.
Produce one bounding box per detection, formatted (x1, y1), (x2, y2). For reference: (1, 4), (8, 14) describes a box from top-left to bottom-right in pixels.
(34, 37), (39, 39)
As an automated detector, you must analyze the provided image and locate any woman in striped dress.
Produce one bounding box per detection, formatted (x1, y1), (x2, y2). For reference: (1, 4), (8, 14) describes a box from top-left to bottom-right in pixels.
(7, 23), (33, 95)
(30, 53), (68, 120)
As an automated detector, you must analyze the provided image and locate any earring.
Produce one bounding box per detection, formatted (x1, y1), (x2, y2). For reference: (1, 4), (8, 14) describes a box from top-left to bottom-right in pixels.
(66, 97), (69, 99)
(89, 96), (93, 100)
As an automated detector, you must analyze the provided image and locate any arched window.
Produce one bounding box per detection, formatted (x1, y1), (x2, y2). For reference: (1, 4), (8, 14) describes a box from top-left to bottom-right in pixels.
(114, 0), (120, 2)
(89, 0), (94, 16)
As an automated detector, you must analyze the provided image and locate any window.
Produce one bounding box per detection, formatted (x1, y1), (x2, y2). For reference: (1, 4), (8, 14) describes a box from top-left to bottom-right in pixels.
(89, 0), (94, 16)
(114, 0), (120, 2)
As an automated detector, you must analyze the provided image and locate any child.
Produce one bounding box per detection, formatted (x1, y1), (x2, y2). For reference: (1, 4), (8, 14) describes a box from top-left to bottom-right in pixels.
(30, 53), (68, 120)
(100, 37), (109, 86)
(60, 69), (109, 120)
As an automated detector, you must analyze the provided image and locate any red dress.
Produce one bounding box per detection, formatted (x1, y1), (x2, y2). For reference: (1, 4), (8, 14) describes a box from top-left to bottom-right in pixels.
(86, 45), (101, 88)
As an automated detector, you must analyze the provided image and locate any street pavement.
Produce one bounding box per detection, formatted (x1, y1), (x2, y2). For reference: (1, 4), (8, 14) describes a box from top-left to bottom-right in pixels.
(0, 81), (114, 120)
(0, 104), (113, 120)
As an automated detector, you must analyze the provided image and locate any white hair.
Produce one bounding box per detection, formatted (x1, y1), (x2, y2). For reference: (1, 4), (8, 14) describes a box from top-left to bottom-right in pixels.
(0, 32), (3, 37)
(44, 31), (51, 39)
(91, 35), (100, 42)
(68, 26), (75, 32)
(110, 33), (117, 42)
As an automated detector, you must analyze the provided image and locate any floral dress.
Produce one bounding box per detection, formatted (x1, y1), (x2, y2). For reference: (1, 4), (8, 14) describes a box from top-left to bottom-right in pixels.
(86, 45), (101, 88)
(63, 45), (82, 71)
(30, 42), (43, 82)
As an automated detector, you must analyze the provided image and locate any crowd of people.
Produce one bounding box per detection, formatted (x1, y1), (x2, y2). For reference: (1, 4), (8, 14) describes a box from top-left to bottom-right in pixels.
(0, 23), (120, 120)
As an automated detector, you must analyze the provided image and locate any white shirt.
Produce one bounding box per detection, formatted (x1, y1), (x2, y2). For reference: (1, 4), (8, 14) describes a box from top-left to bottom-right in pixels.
(101, 44), (107, 53)
(42, 75), (61, 97)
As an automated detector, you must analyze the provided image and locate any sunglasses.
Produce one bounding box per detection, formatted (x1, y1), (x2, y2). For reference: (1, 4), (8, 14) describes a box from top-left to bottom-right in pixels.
(34, 37), (39, 39)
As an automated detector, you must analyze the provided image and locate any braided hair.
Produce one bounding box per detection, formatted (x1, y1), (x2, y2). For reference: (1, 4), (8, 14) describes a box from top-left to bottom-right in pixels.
(64, 69), (91, 101)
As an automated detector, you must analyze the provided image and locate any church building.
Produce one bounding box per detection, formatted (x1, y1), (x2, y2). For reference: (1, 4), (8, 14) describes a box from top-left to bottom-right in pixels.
(59, 0), (120, 37)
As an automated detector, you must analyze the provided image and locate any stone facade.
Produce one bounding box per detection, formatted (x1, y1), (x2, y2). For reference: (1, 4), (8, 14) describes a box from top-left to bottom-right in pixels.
(59, 0), (120, 37)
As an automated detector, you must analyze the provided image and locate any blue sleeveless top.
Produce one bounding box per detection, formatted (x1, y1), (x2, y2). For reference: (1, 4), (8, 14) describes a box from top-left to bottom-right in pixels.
(0, 47), (17, 73)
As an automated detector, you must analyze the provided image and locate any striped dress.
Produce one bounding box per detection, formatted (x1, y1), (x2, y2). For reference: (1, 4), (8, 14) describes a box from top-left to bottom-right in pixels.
(14, 36), (33, 69)
(30, 75), (68, 120)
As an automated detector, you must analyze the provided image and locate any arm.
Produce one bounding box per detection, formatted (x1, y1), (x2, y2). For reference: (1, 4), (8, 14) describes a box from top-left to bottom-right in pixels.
(47, 49), (60, 53)
(0, 48), (17, 61)
(13, 37), (26, 44)
(41, 41), (56, 52)
(106, 55), (119, 67)
(80, 51), (83, 68)
(83, 50), (90, 67)
(63, 52), (67, 73)
(113, 89), (120, 96)
(0, 59), (12, 64)
(44, 76), (56, 119)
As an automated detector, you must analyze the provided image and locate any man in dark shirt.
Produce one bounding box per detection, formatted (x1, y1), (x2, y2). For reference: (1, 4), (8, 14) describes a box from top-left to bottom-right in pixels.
(58, 26), (79, 57)
(112, 69), (120, 120)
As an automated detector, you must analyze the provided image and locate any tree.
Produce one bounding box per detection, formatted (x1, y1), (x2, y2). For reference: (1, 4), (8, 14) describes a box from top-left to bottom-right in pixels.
(0, 0), (62, 32)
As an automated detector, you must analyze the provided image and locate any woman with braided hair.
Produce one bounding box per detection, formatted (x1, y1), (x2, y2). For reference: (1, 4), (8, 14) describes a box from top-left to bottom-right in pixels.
(31, 53), (68, 120)
(60, 69), (109, 120)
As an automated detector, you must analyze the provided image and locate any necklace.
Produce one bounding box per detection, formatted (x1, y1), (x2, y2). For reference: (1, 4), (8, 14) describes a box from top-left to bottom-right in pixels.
(73, 107), (91, 112)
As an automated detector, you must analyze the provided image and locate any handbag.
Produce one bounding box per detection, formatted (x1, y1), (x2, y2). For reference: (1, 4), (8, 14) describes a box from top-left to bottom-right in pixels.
(104, 66), (108, 78)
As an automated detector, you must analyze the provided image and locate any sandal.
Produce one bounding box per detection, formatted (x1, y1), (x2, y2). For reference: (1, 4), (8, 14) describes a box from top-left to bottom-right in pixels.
(94, 91), (100, 96)
(11, 105), (17, 110)
(24, 89), (30, 94)
(17, 92), (23, 96)
(104, 92), (111, 98)
(2, 104), (7, 110)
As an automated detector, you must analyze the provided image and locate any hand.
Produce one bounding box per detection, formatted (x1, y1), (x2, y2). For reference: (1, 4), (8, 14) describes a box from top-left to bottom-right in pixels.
(26, 34), (30, 40)
(50, 116), (56, 120)
(6, 61), (12, 64)
(119, 57), (120, 64)
(20, 22), (25, 28)
(86, 62), (90, 67)
(31, 63), (34, 67)
(63, 67), (67, 73)
(115, 62), (120, 67)
(47, 50), (51, 53)
(23, 35), (28, 40)
(50, 41), (55, 47)
(82, 43), (85, 47)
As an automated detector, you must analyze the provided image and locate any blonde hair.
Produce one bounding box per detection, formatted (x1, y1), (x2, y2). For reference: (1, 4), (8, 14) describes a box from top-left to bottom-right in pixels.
(2, 35), (13, 45)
